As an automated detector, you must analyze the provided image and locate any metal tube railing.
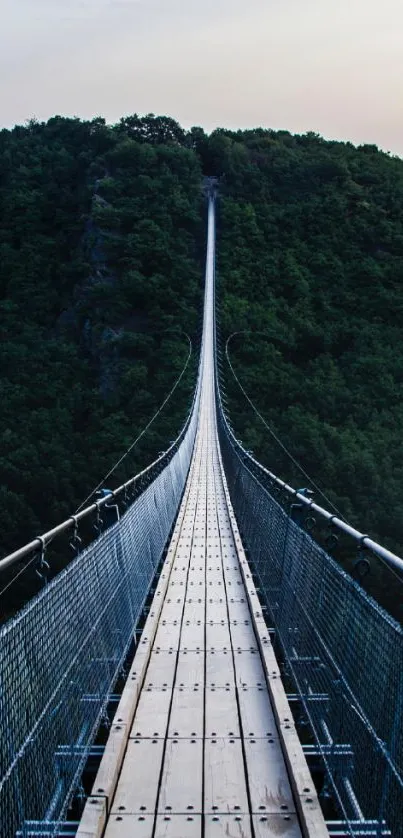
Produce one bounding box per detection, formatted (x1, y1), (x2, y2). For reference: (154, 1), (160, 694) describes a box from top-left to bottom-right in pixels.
(214, 341), (403, 574)
(232, 449), (403, 574)
(0, 396), (197, 573)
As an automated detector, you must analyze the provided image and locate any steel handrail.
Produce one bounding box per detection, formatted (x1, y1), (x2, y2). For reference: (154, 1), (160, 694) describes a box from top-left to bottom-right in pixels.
(0, 392), (198, 573)
(216, 381), (403, 574)
(211, 226), (403, 576)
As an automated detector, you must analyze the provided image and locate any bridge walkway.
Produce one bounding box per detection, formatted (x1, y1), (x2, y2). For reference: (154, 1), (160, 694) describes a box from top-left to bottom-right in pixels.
(77, 197), (327, 838)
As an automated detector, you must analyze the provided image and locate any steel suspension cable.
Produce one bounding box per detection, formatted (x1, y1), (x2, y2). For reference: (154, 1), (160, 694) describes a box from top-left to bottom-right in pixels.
(75, 332), (193, 513)
(224, 330), (347, 521)
(0, 333), (194, 596)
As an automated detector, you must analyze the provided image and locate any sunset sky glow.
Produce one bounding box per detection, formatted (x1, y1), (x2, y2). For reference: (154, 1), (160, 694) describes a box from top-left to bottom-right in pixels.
(1, 0), (402, 154)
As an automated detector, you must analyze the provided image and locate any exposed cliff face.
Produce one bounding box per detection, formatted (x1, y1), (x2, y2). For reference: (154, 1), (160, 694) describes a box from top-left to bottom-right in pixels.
(54, 185), (123, 401)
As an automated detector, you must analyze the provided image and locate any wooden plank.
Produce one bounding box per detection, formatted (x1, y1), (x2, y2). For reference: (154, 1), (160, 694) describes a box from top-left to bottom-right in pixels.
(130, 689), (171, 738)
(187, 579), (206, 591)
(221, 546), (238, 556)
(233, 649), (266, 687)
(229, 621), (258, 651)
(237, 687), (277, 739)
(168, 580), (187, 594)
(204, 814), (252, 838)
(158, 601), (186, 622)
(225, 579), (245, 592)
(204, 737), (249, 814)
(277, 726), (331, 838)
(207, 579), (224, 592)
(104, 814), (202, 838)
(206, 570), (224, 583)
(183, 599), (206, 622)
(155, 815), (202, 838)
(190, 548), (207, 562)
(158, 737), (203, 814)
(76, 796), (107, 838)
(206, 621), (231, 650)
(180, 620), (205, 651)
(206, 598), (228, 622)
(206, 650), (235, 687)
(164, 592), (186, 605)
(223, 575), (243, 589)
(168, 688), (204, 738)
(111, 678), (140, 728)
(205, 688), (240, 738)
(111, 738), (164, 814)
(104, 813), (154, 838)
(154, 621), (182, 650)
(144, 650), (177, 690)
(252, 814), (302, 838)
(92, 724), (129, 810)
(222, 568), (242, 580)
(206, 539), (221, 549)
(184, 595), (205, 604)
(253, 620), (274, 651)
(226, 597), (250, 622)
(176, 650), (205, 687)
(244, 737), (296, 815)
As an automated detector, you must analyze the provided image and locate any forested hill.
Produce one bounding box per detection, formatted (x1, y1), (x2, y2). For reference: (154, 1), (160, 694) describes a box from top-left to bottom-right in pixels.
(0, 116), (204, 554)
(1, 116), (403, 559)
(209, 129), (403, 556)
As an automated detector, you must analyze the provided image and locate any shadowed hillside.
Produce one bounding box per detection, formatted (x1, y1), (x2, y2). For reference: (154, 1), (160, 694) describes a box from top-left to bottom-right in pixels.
(208, 128), (403, 558)
(1, 116), (403, 570)
(0, 115), (203, 553)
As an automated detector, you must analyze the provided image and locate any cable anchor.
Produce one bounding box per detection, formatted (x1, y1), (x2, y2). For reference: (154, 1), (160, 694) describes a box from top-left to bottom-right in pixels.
(325, 515), (339, 551)
(35, 536), (50, 584)
(69, 515), (82, 555)
(290, 488), (315, 530)
(121, 485), (129, 512)
(352, 536), (371, 583)
(93, 501), (104, 535)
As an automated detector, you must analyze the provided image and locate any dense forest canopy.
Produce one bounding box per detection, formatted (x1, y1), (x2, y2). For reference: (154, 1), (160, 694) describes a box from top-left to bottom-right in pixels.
(0, 115), (203, 554)
(210, 129), (403, 557)
(1, 114), (403, 562)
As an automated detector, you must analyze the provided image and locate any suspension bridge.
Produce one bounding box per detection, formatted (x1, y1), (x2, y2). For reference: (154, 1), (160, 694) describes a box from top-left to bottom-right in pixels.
(0, 191), (402, 838)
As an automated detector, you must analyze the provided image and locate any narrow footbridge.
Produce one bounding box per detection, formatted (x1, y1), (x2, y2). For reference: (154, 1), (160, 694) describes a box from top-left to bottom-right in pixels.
(0, 195), (402, 838)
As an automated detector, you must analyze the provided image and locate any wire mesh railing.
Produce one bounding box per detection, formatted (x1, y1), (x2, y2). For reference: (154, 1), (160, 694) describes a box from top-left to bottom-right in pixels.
(217, 400), (403, 837)
(2, 185), (402, 837)
(0, 395), (199, 837)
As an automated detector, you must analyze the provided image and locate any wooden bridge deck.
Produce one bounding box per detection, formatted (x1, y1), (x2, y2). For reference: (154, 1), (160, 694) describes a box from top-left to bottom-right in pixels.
(77, 198), (328, 838)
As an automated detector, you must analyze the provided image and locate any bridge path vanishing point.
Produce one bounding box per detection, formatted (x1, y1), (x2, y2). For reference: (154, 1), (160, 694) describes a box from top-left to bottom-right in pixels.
(77, 197), (329, 838)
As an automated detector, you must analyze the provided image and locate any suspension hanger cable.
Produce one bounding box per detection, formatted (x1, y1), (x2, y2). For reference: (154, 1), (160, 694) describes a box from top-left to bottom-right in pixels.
(75, 332), (193, 513)
(0, 552), (40, 601)
(225, 330), (347, 521)
(0, 332), (193, 598)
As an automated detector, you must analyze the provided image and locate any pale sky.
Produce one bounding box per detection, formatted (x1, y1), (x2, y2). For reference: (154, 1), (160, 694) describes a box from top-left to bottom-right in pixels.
(1, 0), (402, 155)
